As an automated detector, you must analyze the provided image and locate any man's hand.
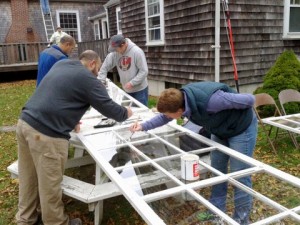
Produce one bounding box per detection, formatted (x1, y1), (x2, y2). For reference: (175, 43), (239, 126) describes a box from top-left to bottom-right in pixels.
(124, 82), (133, 90)
(74, 123), (81, 133)
(127, 107), (133, 118)
(130, 122), (143, 132)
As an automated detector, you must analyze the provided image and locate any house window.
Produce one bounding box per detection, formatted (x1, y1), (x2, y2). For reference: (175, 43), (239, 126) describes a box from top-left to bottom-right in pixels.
(145, 0), (165, 46)
(57, 10), (81, 42)
(116, 6), (122, 34)
(101, 18), (109, 39)
(283, 0), (300, 39)
(94, 21), (100, 40)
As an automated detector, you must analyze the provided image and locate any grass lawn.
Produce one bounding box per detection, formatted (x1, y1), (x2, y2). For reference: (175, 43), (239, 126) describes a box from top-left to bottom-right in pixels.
(0, 80), (300, 224)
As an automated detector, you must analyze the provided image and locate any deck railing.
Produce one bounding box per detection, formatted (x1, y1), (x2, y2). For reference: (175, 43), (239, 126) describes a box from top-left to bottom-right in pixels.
(0, 42), (48, 65)
(0, 39), (109, 66)
(77, 39), (110, 61)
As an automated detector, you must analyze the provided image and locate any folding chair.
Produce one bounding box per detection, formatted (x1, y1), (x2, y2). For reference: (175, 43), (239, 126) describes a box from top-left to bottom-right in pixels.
(278, 89), (300, 115)
(278, 89), (300, 148)
(254, 93), (298, 154)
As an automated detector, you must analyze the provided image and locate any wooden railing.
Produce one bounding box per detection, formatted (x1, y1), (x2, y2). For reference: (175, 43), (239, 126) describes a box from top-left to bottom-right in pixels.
(77, 39), (110, 61)
(0, 42), (48, 65)
(0, 39), (109, 66)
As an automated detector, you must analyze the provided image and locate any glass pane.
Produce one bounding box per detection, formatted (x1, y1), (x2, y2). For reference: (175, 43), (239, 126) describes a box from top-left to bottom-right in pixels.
(97, 146), (146, 168)
(288, 115), (300, 122)
(84, 131), (124, 149)
(291, 0), (300, 5)
(195, 181), (289, 224)
(133, 139), (181, 159)
(161, 133), (210, 152)
(149, 29), (161, 41)
(119, 164), (178, 196)
(289, 7), (300, 32)
(148, 191), (226, 225)
(208, 149), (254, 175)
(148, 2), (160, 16)
(252, 173), (300, 209)
(148, 0), (159, 4)
(114, 127), (152, 142)
(151, 125), (182, 137)
(149, 16), (160, 28)
(273, 118), (300, 128)
(157, 155), (213, 181)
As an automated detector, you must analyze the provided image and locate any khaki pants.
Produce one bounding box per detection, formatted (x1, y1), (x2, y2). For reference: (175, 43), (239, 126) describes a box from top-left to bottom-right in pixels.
(16, 119), (69, 225)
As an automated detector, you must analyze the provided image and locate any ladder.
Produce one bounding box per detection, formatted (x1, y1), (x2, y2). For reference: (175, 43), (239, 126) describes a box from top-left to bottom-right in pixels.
(40, 4), (55, 42)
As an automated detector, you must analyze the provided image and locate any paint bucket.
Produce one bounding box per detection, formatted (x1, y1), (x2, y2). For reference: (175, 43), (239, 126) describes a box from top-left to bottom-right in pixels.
(181, 154), (199, 181)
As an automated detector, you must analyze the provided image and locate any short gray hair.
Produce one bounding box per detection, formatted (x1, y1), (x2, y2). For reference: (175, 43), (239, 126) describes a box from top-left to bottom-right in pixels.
(60, 35), (75, 45)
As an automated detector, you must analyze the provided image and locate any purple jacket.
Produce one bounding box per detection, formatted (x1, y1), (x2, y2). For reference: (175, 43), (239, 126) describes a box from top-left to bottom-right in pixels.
(141, 90), (255, 131)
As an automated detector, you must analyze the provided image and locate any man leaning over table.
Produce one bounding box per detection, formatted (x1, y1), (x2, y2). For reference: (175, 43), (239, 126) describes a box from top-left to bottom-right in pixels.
(98, 34), (149, 106)
(16, 50), (133, 225)
(130, 81), (257, 225)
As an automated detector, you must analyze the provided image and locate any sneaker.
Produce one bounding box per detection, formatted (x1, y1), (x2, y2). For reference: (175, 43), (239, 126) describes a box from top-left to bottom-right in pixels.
(69, 218), (82, 225)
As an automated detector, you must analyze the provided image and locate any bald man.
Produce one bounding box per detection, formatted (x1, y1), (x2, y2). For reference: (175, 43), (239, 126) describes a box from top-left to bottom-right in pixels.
(16, 50), (133, 225)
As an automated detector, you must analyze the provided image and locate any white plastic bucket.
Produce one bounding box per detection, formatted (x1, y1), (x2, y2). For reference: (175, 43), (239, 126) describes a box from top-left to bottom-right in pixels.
(181, 154), (199, 181)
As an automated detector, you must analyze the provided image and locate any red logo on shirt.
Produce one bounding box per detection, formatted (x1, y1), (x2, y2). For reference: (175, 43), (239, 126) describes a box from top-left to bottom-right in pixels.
(118, 56), (131, 71)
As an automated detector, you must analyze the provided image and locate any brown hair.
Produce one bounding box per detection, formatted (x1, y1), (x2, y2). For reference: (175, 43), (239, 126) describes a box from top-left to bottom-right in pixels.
(157, 88), (184, 113)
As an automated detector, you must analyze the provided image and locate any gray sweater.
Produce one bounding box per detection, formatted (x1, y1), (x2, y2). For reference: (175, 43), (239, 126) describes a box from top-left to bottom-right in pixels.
(21, 59), (128, 139)
(98, 38), (148, 93)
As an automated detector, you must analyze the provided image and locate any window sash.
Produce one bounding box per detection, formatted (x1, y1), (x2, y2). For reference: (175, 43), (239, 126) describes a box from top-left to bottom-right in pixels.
(289, 6), (300, 32)
(116, 7), (122, 34)
(145, 0), (164, 44)
(94, 22), (100, 40)
(58, 12), (79, 41)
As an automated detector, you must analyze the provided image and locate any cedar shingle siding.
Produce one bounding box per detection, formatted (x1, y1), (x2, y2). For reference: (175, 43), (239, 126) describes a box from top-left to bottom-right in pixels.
(107, 5), (119, 36)
(119, 0), (300, 88)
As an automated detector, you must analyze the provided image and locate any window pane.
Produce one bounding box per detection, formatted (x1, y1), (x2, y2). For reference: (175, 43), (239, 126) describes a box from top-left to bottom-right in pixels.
(148, 0), (159, 4)
(291, 0), (300, 4)
(149, 16), (160, 28)
(149, 29), (161, 41)
(289, 7), (300, 32)
(148, 3), (160, 16)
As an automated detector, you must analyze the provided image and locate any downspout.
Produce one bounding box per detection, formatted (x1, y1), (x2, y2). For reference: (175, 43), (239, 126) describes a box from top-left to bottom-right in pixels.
(214, 0), (221, 82)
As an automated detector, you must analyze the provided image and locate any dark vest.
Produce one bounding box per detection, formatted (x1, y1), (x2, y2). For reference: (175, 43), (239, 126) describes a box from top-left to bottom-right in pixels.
(181, 82), (253, 138)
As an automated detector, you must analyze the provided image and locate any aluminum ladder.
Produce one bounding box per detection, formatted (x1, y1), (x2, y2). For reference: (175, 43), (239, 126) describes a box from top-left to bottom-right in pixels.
(40, 3), (55, 42)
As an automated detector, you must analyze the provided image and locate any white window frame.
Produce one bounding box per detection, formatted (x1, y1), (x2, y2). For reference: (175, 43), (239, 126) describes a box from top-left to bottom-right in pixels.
(101, 17), (109, 39)
(116, 6), (122, 34)
(94, 20), (100, 40)
(145, 0), (165, 46)
(56, 10), (81, 42)
(283, 0), (300, 39)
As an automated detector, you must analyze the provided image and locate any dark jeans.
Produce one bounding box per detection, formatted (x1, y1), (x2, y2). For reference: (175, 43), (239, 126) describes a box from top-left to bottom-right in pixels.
(127, 87), (148, 106)
(209, 113), (258, 224)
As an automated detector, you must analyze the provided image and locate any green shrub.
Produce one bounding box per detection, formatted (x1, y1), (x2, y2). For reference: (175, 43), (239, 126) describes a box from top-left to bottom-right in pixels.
(254, 50), (300, 116)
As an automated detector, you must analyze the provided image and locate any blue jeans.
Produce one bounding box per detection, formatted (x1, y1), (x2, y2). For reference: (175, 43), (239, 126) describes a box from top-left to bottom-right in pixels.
(127, 87), (148, 106)
(40, 0), (50, 14)
(209, 113), (257, 224)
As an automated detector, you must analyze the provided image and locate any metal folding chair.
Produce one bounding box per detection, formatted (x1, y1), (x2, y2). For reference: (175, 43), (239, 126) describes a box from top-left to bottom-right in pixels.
(278, 89), (300, 115)
(254, 93), (298, 153)
(278, 89), (300, 148)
